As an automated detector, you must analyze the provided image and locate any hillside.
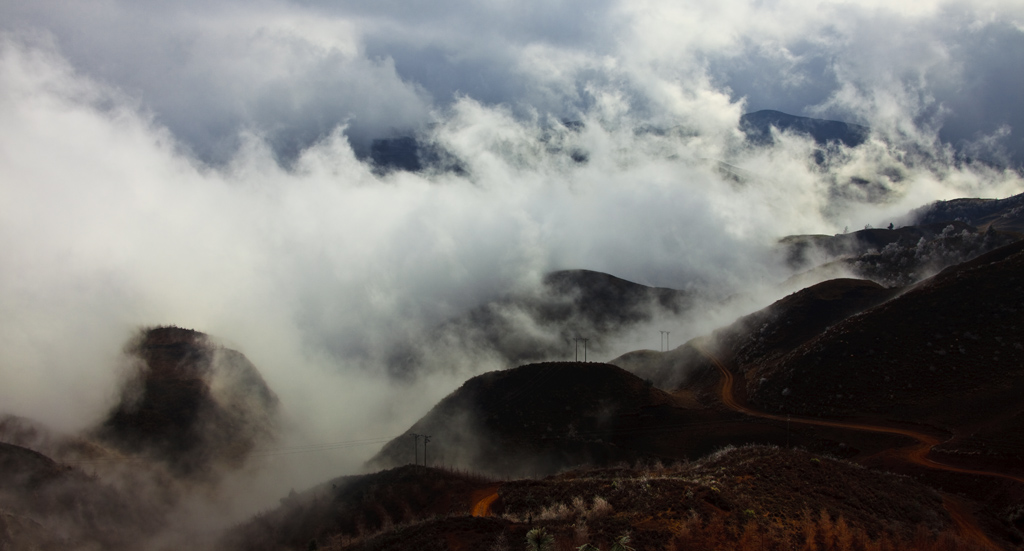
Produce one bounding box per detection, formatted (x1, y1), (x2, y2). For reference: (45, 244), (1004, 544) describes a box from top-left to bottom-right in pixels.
(367, 361), (783, 477)
(746, 240), (1024, 466)
(226, 445), (999, 551)
(0, 441), (162, 550)
(612, 278), (898, 393)
(912, 192), (1024, 234)
(780, 221), (1021, 287)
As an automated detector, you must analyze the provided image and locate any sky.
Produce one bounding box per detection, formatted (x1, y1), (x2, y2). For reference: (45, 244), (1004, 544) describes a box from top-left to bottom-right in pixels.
(2, 0), (1024, 495)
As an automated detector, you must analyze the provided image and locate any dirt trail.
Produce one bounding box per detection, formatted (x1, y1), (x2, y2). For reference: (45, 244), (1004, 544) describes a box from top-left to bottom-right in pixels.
(471, 486), (500, 517)
(696, 342), (1022, 550)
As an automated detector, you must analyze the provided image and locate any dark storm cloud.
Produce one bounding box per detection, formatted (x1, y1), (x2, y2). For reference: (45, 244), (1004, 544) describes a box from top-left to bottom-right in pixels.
(3, 0), (1023, 163)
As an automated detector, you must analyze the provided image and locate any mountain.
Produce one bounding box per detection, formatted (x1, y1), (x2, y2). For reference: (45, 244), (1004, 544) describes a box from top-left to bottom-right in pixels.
(780, 219), (1021, 287)
(0, 326), (283, 549)
(912, 191), (1024, 234)
(0, 441), (162, 550)
(740, 110), (870, 148)
(747, 240), (1024, 463)
(612, 278), (899, 391)
(369, 137), (465, 174)
(614, 238), (1024, 470)
(94, 326), (280, 478)
(387, 269), (693, 378)
(367, 361), (779, 477)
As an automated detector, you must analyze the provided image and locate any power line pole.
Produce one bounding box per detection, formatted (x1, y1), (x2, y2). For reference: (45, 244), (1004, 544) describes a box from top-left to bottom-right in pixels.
(583, 338), (589, 362)
(573, 337), (580, 362)
(410, 433), (421, 465)
(787, 415), (791, 448)
(423, 435), (431, 467)
(666, 331), (670, 351)
(659, 331), (666, 351)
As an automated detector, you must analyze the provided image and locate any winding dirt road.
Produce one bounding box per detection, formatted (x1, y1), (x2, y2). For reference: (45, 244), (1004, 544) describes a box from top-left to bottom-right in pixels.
(471, 486), (500, 517)
(695, 342), (1022, 550)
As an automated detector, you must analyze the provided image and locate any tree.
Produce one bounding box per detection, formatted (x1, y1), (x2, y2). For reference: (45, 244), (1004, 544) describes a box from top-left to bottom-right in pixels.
(526, 528), (555, 551)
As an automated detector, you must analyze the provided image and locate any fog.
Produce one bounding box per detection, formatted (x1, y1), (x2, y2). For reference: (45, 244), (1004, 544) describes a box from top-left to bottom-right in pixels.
(1, 0), (1024, 545)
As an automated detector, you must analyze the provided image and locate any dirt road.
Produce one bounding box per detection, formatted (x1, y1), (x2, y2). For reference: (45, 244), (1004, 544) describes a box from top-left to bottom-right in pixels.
(471, 486), (500, 517)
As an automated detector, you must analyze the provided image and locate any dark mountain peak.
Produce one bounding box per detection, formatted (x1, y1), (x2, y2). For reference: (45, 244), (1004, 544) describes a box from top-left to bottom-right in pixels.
(369, 136), (465, 174)
(95, 326), (279, 478)
(741, 109), (869, 148)
(368, 361), (694, 476)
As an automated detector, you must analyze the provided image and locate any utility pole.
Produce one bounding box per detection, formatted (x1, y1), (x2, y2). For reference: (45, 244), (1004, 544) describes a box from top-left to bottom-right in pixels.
(411, 433), (421, 465)
(666, 331), (670, 351)
(583, 338), (589, 362)
(423, 435), (431, 467)
(573, 337), (580, 362)
(659, 331), (666, 351)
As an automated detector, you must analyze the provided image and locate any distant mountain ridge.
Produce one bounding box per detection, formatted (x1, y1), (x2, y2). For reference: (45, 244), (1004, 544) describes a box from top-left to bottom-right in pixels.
(370, 110), (870, 173)
(740, 109), (870, 147)
(912, 191), (1024, 233)
(387, 269), (693, 378)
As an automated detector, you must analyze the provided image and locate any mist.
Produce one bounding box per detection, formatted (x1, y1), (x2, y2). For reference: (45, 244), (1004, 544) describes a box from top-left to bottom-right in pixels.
(2, 0), (1024, 545)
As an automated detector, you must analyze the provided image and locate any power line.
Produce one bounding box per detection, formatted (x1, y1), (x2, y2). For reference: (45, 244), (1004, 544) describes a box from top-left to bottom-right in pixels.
(61, 436), (400, 464)
(410, 433), (421, 465)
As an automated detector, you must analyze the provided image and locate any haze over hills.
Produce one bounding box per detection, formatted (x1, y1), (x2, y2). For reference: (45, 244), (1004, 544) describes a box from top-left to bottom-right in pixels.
(4, 187), (1024, 549)
(0, 327), (282, 550)
(387, 269), (693, 378)
(5, 191), (1024, 549)
(5, 0), (1024, 548)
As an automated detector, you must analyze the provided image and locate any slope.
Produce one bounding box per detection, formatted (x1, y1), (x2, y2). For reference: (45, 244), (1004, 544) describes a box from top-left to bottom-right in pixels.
(367, 362), (780, 477)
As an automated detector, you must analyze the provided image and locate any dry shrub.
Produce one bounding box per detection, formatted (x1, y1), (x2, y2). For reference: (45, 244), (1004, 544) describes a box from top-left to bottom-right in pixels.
(835, 515), (853, 551)
(587, 496), (613, 520)
(738, 521), (760, 551)
(573, 519), (590, 545)
(818, 509), (836, 550)
(488, 532), (510, 551)
(572, 496), (588, 517)
(664, 506), (989, 551)
(539, 501), (572, 521)
(801, 509), (818, 551)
